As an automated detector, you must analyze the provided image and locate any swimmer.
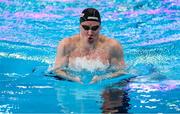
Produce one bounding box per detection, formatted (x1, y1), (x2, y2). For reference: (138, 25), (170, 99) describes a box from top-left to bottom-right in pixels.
(52, 8), (125, 84)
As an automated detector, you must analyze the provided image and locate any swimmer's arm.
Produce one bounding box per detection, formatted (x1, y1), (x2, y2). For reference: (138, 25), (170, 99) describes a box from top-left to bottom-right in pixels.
(90, 70), (126, 84)
(50, 39), (82, 84)
(52, 69), (82, 84)
(90, 40), (126, 84)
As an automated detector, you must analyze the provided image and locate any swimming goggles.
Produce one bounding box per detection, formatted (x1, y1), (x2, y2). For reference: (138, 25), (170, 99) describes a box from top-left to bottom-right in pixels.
(81, 25), (99, 31)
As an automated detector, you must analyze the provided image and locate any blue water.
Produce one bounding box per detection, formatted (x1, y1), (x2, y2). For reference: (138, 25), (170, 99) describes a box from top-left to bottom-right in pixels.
(0, 0), (180, 113)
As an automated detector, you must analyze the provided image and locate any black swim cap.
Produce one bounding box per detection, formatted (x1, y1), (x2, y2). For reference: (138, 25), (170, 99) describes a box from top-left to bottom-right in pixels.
(80, 8), (101, 24)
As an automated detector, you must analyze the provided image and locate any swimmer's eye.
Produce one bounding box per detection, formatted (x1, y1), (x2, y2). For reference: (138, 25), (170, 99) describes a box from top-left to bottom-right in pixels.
(82, 25), (99, 31)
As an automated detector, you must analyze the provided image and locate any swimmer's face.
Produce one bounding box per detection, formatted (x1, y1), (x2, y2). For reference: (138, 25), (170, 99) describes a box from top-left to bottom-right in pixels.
(80, 21), (101, 44)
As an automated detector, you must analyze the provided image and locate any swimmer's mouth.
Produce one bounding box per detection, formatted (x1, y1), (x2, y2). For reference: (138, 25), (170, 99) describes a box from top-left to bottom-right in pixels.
(88, 37), (94, 42)
(88, 37), (93, 40)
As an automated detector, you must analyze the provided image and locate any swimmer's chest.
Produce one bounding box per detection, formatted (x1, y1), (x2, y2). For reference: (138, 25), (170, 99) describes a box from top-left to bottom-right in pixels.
(68, 48), (110, 65)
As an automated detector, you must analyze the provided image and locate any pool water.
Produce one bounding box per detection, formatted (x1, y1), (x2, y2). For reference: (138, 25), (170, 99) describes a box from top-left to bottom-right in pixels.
(0, 0), (180, 113)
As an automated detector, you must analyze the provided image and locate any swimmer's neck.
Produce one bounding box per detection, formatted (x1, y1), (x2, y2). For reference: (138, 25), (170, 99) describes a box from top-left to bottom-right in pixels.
(79, 40), (99, 52)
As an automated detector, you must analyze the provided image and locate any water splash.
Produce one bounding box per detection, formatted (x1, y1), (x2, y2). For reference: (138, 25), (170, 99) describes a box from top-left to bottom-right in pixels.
(69, 57), (109, 72)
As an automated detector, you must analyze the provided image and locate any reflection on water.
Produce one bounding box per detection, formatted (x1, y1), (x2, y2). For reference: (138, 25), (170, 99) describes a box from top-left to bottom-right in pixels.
(101, 79), (131, 113)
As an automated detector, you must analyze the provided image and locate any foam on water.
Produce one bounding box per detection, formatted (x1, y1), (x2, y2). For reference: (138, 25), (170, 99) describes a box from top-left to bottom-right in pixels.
(69, 57), (109, 72)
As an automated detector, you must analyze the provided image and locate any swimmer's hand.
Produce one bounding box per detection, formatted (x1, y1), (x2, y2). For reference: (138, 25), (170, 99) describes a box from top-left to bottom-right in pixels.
(45, 71), (83, 84)
(49, 68), (83, 84)
(72, 77), (83, 84)
(89, 75), (100, 84)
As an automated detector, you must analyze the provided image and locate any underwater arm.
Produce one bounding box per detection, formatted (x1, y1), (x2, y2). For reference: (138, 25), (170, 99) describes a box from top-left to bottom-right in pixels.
(90, 70), (126, 84)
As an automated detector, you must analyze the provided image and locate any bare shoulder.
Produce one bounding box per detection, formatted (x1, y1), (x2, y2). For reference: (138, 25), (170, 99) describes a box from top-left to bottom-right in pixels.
(99, 35), (125, 65)
(99, 35), (122, 48)
(57, 34), (80, 53)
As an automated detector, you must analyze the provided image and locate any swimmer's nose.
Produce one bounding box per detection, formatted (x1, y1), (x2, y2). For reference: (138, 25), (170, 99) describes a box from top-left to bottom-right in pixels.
(87, 30), (93, 36)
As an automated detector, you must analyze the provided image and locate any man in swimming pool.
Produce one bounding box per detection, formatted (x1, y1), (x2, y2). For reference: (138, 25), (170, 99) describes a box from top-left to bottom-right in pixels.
(52, 8), (125, 84)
